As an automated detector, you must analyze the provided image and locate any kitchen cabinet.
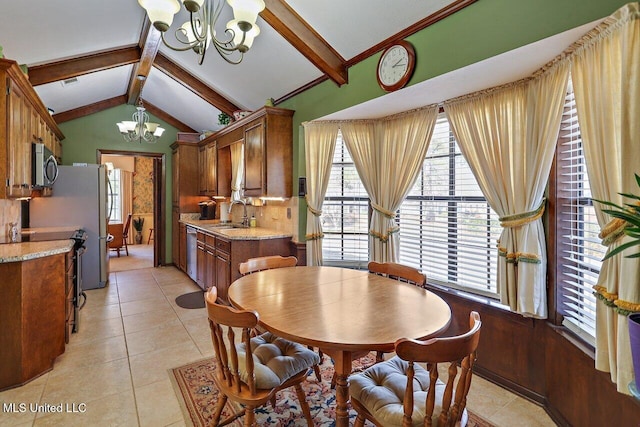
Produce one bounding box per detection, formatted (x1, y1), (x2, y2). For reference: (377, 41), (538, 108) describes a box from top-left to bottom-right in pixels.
(0, 248), (69, 390)
(215, 236), (232, 303)
(200, 106), (293, 198)
(171, 134), (201, 267)
(64, 249), (75, 344)
(242, 108), (293, 198)
(205, 233), (216, 290)
(196, 230), (206, 289)
(0, 58), (64, 199)
(198, 141), (217, 196)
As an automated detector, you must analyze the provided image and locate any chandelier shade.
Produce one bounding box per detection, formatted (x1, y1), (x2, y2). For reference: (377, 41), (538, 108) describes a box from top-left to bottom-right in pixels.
(138, 0), (265, 65)
(116, 102), (165, 143)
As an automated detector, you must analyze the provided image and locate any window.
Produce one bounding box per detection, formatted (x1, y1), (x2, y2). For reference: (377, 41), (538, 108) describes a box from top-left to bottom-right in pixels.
(554, 79), (603, 345)
(108, 169), (122, 223)
(398, 116), (502, 298)
(321, 132), (369, 268)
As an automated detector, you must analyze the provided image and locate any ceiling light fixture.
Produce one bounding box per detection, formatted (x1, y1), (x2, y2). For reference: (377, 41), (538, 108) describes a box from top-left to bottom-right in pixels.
(138, 0), (265, 65)
(116, 100), (165, 143)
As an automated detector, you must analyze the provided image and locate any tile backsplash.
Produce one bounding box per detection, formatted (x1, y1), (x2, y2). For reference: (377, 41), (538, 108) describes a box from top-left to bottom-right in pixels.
(0, 200), (21, 242)
(228, 198), (299, 241)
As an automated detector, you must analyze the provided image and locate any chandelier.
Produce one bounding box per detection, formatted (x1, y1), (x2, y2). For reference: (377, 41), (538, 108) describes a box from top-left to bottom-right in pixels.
(116, 101), (165, 143)
(138, 0), (265, 65)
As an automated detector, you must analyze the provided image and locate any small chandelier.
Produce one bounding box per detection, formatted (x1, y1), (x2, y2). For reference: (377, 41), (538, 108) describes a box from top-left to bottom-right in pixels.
(116, 100), (165, 143)
(138, 0), (265, 65)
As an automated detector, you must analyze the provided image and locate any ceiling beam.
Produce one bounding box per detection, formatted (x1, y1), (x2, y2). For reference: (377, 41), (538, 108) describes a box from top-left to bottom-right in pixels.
(142, 99), (195, 133)
(153, 53), (239, 116)
(53, 95), (127, 124)
(28, 47), (141, 86)
(127, 20), (163, 105)
(261, 0), (347, 86)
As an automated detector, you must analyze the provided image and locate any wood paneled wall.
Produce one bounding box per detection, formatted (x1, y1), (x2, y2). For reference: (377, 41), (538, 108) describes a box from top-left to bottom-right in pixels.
(428, 287), (640, 426)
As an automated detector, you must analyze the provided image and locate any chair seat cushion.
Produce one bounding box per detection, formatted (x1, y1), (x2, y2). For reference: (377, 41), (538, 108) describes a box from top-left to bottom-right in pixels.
(350, 356), (466, 427)
(236, 332), (320, 389)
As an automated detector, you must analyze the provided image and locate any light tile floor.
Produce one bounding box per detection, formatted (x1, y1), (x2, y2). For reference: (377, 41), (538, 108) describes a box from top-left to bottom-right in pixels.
(0, 245), (557, 426)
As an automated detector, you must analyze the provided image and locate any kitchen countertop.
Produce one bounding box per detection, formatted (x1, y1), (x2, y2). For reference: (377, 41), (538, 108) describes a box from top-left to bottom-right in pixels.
(180, 219), (293, 240)
(0, 240), (75, 263)
(21, 226), (81, 242)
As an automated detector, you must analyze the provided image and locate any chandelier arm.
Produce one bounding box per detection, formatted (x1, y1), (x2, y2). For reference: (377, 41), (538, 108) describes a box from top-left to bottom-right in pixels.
(160, 32), (203, 52)
(212, 44), (244, 64)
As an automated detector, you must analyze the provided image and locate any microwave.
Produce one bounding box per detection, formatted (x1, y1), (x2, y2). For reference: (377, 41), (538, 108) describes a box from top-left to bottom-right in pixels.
(32, 142), (59, 188)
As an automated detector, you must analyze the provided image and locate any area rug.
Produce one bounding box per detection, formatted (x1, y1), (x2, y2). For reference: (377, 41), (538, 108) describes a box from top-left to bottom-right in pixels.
(175, 291), (205, 309)
(170, 352), (495, 426)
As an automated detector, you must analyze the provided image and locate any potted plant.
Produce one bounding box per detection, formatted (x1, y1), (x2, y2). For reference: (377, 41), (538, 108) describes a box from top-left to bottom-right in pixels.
(595, 173), (640, 394)
(218, 112), (231, 127)
(133, 217), (144, 245)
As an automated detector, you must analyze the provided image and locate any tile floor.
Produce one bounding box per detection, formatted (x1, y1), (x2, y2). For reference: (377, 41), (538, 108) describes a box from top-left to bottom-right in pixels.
(0, 245), (557, 426)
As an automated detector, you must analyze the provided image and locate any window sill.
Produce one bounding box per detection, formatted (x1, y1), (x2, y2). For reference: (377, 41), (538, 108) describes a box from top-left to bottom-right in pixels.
(546, 323), (596, 360)
(425, 282), (509, 312)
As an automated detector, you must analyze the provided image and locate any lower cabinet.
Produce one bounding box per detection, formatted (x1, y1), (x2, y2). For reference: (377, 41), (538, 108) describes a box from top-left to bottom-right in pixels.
(186, 226), (292, 304)
(0, 251), (68, 390)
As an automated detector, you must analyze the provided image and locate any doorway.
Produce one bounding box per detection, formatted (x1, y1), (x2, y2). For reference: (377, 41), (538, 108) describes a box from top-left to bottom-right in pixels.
(97, 149), (166, 267)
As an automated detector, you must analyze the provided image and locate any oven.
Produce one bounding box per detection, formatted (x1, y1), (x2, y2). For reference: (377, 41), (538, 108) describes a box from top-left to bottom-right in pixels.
(70, 229), (88, 333)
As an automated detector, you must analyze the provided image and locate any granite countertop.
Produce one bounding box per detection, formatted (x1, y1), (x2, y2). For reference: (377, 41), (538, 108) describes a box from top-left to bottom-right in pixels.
(180, 219), (292, 240)
(22, 226), (81, 242)
(0, 240), (75, 263)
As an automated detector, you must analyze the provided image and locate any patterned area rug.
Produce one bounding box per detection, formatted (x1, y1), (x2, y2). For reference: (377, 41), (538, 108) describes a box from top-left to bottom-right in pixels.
(170, 352), (495, 426)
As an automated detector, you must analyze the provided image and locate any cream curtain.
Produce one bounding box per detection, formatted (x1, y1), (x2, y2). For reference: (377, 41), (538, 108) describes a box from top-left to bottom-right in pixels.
(570, 3), (640, 393)
(230, 142), (245, 202)
(303, 121), (339, 266)
(444, 62), (569, 319)
(121, 170), (134, 244)
(341, 106), (438, 262)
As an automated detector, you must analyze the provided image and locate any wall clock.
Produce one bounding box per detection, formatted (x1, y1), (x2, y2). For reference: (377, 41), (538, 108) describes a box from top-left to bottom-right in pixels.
(376, 40), (416, 92)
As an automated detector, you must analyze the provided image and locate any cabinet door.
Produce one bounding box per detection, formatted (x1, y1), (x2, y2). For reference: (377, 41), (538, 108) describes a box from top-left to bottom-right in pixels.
(171, 149), (179, 206)
(196, 242), (206, 289)
(198, 145), (206, 194)
(172, 209), (180, 268)
(206, 142), (217, 195)
(205, 247), (216, 290)
(178, 222), (187, 272)
(215, 250), (230, 303)
(243, 119), (265, 196)
(6, 81), (31, 198)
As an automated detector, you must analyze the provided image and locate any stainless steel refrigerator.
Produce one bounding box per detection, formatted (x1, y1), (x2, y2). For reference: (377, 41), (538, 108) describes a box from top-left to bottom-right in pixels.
(30, 164), (110, 289)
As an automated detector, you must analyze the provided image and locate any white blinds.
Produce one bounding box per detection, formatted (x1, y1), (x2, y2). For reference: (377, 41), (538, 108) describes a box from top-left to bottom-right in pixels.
(321, 132), (369, 268)
(556, 80), (603, 344)
(398, 116), (502, 297)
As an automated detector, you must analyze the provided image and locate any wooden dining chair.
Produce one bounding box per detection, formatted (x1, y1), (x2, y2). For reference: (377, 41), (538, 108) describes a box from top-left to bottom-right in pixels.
(238, 255), (297, 275)
(369, 261), (427, 362)
(237, 255), (324, 382)
(121, 213), (132, 256)
(368, 261), (426, 287)
(350, 311), (482, 427)
(205, 287), (319, 427)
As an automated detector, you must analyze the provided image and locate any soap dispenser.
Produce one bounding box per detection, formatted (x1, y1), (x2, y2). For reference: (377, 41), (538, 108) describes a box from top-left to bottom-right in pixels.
(250, 215), (257, 227)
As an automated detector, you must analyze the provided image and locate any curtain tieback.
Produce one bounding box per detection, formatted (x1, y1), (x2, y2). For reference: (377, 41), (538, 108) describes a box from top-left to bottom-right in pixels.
(231, 185), (239, 191)
(499, 199), (546, 228)
(599, 218), (628, 246)
(371, 202), (395, 218)
(594, 285), (640, 315)
(305, 198), (322, 217)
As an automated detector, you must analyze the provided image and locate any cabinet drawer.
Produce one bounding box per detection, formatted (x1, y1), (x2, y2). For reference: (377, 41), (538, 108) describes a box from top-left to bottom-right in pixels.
(215, 238), (230, 254)
(205, 233), (215, 248)
(197, 230), (206, 243)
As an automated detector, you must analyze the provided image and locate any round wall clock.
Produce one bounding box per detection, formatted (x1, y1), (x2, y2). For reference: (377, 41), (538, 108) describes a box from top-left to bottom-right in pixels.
(376, 40), (416, 92)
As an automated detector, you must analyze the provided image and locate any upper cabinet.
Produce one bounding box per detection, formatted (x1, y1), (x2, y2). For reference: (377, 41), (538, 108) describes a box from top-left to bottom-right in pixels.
(171, 136), (201, 212)
(0, 59), (64, 199)
(198, 141), (217, 196)
(205, 106), (293, 199)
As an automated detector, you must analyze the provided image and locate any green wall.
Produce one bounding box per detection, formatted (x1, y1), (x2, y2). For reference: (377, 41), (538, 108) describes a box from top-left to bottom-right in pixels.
(58, 104), (178, 263)
(280, 0), (631, 239)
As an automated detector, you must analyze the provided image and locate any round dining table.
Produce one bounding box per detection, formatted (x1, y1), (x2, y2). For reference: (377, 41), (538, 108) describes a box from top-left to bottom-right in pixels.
(228, 265), (452, 427)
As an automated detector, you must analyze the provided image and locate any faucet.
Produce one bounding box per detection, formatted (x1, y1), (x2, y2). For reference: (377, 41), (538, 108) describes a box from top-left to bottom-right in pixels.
(229, 199), (249, 227)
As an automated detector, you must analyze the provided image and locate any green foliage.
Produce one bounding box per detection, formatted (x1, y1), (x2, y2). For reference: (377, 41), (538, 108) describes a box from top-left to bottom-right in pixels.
(218, 112), (231, 126)
(595, 173), (640, 260)
(133, 216), (145, 232)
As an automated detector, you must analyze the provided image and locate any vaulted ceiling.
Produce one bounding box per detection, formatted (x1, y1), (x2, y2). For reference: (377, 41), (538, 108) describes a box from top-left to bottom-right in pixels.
(0, 0), (476, 134)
